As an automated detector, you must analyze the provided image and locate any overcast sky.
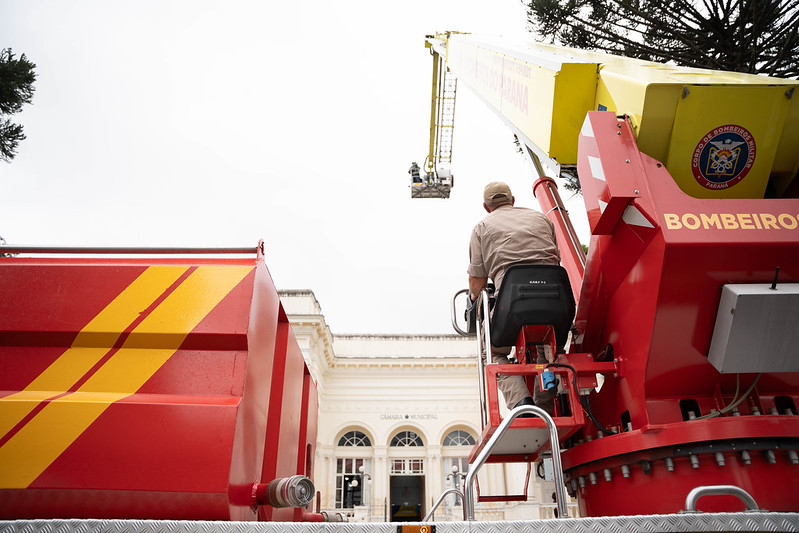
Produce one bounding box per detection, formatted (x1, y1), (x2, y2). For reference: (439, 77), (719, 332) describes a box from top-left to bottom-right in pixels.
(1, 1), (589, 334)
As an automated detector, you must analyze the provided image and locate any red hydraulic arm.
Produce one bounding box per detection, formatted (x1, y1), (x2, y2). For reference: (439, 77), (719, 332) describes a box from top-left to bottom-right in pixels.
(532, 176), (586, 303)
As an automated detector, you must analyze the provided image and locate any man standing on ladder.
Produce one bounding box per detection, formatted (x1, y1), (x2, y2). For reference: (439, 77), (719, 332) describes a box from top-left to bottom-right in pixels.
(467, 181), (561, 414)
(409, 162), (422, 184)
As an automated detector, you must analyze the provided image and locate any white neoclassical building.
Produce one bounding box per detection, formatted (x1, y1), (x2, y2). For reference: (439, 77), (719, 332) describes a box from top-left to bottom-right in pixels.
(280, 290), (578, 522)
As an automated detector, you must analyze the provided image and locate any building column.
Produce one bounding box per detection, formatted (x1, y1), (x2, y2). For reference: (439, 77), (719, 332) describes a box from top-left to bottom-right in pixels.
(372, 445), (388, 521)
(426, 445), (442, 517)
(316, 446), (335, 510)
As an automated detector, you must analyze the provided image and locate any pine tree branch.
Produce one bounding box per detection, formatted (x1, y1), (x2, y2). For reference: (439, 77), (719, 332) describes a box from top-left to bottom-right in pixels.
(525, 0), (799, 78)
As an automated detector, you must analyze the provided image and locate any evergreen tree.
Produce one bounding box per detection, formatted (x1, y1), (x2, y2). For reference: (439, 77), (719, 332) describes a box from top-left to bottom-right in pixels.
(524, 0), (799, 78)
(0, 48), (37, 162)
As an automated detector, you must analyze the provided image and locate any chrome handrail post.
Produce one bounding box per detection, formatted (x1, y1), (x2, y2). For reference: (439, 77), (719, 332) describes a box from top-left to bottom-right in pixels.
(464, 405), (568, 520)
(422, 488), (465, 521)
(474, 289), (491, 430)
(449, 288), (471, 336)
(684, 485), (760, 513)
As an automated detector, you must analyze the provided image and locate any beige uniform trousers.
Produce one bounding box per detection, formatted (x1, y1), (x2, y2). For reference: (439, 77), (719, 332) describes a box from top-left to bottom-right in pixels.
(489, 344), (556, 415)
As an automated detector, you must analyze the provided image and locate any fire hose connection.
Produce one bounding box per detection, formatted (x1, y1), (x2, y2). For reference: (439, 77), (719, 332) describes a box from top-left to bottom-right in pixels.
(253, 475), (315, 508)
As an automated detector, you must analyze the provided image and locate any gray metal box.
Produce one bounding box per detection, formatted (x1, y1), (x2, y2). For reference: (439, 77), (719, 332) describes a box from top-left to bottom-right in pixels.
(708, 283), (799, 373)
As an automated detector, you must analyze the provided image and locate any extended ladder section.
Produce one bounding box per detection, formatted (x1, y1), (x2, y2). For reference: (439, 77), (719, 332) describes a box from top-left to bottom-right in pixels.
(434, 71), (457, 165)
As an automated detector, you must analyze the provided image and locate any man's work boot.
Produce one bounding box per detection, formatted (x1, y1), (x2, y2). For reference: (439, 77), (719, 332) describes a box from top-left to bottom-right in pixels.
(513, 396), (536, 418)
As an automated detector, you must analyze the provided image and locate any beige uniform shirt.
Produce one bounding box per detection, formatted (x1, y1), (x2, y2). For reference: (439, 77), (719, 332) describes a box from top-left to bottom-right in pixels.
(468, 204), (560, 292)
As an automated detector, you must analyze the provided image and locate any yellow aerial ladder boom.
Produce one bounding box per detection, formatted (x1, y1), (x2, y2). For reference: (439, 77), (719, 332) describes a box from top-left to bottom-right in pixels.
(435, 31), (799, 522)
(425, 32), (799, 199)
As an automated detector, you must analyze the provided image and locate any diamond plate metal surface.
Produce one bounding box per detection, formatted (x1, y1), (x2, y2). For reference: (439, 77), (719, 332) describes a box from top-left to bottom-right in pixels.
(2, 514), (799, 533)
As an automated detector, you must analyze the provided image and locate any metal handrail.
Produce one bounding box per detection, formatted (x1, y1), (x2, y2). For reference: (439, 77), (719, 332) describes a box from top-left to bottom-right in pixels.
(422, 488), (465, 521)
(480, 288), (494, 364)
(464, 404), (568, 520)
(450, 287), (497, 430)
(450, 288), (471, 336)
(684, 485), (760, 512)
(539, 178), (586, 271)
(0, 245), (260, 255)
(474, 288), (492, 430)
(451, 288), (490, 428)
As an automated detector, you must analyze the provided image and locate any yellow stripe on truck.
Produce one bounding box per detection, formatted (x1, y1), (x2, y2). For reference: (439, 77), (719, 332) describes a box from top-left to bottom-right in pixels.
(0, 266), (188, 439)
(80, 266), (252, 394)
(0, 391), (129, 488)
(0, 265), (252, 488)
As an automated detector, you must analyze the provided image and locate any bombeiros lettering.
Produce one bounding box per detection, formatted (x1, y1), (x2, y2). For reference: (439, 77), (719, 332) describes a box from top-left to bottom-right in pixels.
(664, 212), (799, 230)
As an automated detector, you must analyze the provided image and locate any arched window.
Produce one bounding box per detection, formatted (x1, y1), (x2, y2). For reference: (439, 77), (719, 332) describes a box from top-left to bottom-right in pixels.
(443, 429), (476, 446)
(337, 430), (372, 447)
(335, 430), (372, 509)
(390, 430), (423, 447)
(442, 429), (475, 506)
(335, 458), (366, 509)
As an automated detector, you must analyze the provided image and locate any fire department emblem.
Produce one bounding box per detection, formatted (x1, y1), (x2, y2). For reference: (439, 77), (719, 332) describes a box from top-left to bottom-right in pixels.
(691, 125), (756, 190)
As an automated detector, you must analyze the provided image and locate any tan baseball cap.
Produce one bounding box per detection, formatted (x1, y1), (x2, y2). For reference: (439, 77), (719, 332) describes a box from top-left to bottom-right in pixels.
(483, 181), (512, 206)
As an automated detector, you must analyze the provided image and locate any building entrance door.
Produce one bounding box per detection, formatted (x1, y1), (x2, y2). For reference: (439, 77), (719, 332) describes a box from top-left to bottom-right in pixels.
(389, 475), (424, 522)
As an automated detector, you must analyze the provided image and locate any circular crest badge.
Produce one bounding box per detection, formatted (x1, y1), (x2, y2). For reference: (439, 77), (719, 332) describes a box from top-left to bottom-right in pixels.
(691, 125), (756, 190)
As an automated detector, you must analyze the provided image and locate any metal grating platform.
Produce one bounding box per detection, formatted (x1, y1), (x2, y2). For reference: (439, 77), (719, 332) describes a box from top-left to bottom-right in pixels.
(3, 514), (799, 533)
(411, 184), (451, 198)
